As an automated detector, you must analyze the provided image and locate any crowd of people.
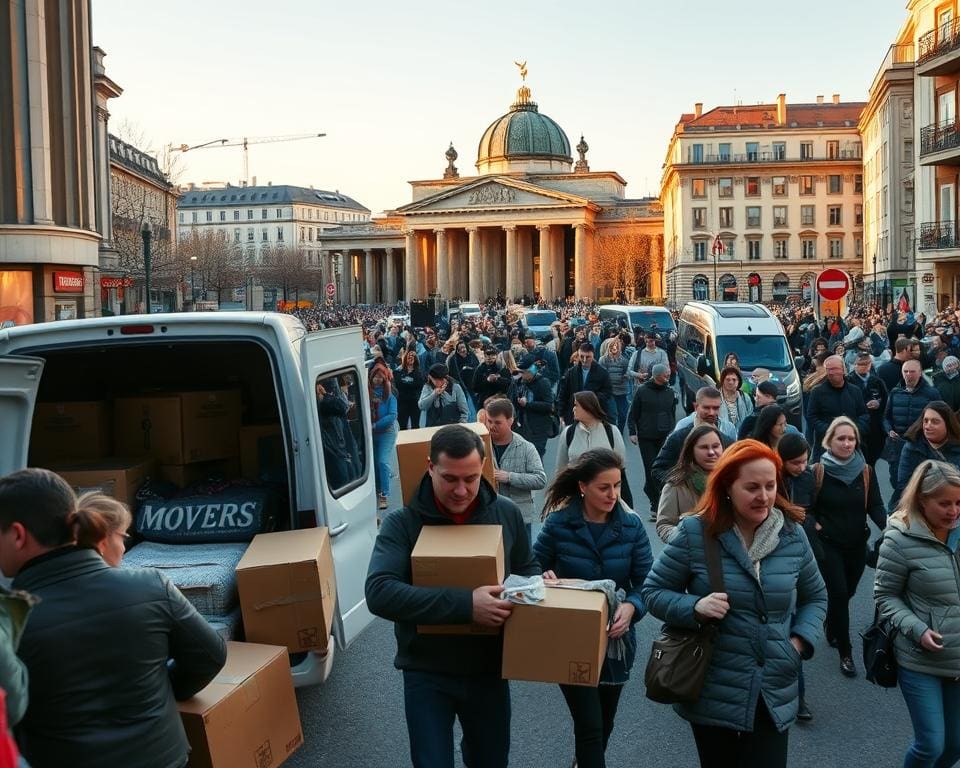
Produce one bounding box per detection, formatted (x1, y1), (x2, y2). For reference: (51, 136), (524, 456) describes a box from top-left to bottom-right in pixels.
(356, 296), (960, 768)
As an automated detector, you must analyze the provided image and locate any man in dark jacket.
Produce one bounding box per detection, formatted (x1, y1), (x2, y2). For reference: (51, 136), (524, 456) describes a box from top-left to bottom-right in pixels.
(365, 426), (539, 768)
(883, 358), (940, 508)
(522, 335), (560, 395)
(933, 355), (960, 410)
(510, 354), (555, 457)
(0, 468), (226, 768)
(845, 353), (888, 465)
(628, 364), (677, 516)
(557, 342), (613, 424)
(471, 346), (511, 409)
(651, 387), (734, 488)
(807, 356), (870, 460)
(877, 337), (918, 392)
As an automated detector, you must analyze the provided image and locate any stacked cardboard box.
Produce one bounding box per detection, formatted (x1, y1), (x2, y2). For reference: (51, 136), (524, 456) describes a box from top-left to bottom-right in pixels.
(114, 390), (242, 467)
(410, 525), (504, 635)
(178, 641), (302, 768)
(235, 528), (336, 653)
(30, 401), (112, 463)
(395, 423), (495, 504)
(502, 584), (609, 687)
(53, 457), (155, 508)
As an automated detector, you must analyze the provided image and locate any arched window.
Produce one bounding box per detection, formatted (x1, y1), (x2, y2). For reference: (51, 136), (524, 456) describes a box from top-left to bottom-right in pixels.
(773, 272), (790, 301)
(719, 274), (737, 301)
(692, 275), (709, 300)
(800, 272), (816, 303)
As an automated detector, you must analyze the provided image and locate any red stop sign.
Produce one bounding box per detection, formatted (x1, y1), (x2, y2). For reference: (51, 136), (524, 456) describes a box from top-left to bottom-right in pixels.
(816, 269), (850, 301)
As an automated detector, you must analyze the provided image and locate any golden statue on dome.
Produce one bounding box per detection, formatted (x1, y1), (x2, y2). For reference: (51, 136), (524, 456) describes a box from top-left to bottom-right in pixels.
(514, 60), (528, 81)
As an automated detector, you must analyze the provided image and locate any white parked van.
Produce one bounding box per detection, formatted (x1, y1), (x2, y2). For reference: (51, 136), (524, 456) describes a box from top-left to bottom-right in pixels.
(0, 312), (378, 687)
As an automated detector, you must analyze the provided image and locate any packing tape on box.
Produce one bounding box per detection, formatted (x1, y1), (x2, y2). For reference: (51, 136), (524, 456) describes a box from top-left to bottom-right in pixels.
(253, 588), (330, 611)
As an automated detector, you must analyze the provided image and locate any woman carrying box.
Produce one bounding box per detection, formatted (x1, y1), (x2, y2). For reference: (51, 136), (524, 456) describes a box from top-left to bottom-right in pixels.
(534, 448), (653, 768)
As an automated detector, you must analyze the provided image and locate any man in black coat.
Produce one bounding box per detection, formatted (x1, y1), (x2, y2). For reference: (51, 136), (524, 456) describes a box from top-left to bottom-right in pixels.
(876, 337), (919, 393)
(557, 342), (613, 424)
(806, 355), (870, 460)
(471, 346), (511, 409)
(651, 387), (735, 488)
(510, 354), (556, 457)
(0, 469), (226, 768)
(628, 363), (677, 516)
(365, 426), (539, 767)
(845, 353), (888, 465)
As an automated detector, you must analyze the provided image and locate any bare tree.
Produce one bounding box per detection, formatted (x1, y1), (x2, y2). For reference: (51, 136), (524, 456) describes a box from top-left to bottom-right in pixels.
(178, 230), (245, 303)
(594, 232), (664, 300)
(258, 244), (316, 302)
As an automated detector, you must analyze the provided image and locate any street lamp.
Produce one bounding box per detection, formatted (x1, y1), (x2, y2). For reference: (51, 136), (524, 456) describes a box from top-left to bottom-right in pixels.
(354, 275), (360, 305)
(334, 267), (341, 304)
(549, 271), (554, 300)
(872, 253), (878, 306)
(141, 221), (153, 314)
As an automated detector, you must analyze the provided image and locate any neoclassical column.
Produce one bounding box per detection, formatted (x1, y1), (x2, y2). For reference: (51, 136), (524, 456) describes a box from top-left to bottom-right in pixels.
(435, 229), (449, 298)
(504, 225), (518, 301)
(467, 227), (481, 302)
(383, 247), (396, 304)
(574, 223), (589, 299)
(364, 248), (375, 303)
(404, 231), (419, 301)
(537, 225), (552, 298)
(340, 251), (355, 304)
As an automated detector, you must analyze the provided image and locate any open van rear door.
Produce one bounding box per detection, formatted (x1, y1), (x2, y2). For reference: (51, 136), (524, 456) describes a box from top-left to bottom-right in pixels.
(0, 356), (44, 477)
(301, 329), (377, 649)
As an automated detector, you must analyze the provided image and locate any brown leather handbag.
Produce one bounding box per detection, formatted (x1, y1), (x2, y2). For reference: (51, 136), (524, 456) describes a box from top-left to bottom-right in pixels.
(644, 531), (725, 704)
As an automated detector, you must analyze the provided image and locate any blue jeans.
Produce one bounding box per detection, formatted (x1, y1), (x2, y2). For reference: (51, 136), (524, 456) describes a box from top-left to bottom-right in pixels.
(402, 669), (511, 768)
(611, 394), (629, 432)
(899, 667), (960, 768)
(373, 426), (397, 496)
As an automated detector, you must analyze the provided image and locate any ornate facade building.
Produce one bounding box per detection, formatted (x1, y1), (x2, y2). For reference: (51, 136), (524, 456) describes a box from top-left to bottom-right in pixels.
(319, 77), (664, 304)
(661, 95), (866, 308)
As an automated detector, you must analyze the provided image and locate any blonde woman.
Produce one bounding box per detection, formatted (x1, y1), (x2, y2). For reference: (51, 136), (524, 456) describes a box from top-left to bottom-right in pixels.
(75, 491), (131, 567)
(875, 460), (960, 767)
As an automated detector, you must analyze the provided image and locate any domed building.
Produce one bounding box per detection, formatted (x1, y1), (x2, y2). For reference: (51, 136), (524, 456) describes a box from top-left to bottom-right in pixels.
(318, 74), (664, 304)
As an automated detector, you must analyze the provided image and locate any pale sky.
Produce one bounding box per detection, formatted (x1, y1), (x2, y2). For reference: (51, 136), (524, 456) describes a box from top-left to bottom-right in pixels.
(92, 0), (908, 214)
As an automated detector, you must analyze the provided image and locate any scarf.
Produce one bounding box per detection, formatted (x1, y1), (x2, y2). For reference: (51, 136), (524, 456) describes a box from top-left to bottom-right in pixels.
(822, 449), (866, 485)
(734, 507), (784, 577)
(689, 467), (708, 496)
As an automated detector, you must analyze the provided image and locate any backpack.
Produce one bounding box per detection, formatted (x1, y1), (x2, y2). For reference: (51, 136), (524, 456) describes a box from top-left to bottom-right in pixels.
(812, 462), (871, 513)
(565, 421), (615, 449)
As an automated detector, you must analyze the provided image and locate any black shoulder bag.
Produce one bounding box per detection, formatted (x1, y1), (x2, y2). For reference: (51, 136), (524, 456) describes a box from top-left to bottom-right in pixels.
(644, 531), (725, 704)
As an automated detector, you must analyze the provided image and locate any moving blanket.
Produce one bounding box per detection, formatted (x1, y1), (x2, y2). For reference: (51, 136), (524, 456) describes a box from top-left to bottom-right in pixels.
(122, 541), (248, 616)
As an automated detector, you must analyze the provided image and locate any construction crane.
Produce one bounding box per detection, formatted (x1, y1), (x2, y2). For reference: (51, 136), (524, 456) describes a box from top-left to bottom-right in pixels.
(168, 133), (326, 186)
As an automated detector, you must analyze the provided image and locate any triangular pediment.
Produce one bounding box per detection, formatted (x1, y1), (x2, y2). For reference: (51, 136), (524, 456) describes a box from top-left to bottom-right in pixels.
(397, 176), (596, 216)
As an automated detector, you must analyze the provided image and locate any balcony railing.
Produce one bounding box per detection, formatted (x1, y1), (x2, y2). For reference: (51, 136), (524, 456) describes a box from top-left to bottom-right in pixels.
(918, 20), (960, 65)
(683, 150), (862, 165)
(920, 120), (960, 156)
(918, 220), (959, 250)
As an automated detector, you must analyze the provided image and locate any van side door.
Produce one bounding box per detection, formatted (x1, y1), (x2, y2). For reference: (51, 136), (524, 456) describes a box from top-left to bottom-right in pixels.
(0, 357), (44, 477)
(301, 330), (377, 649)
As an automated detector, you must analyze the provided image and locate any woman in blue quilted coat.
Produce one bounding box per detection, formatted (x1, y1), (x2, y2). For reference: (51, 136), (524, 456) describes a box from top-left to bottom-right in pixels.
(534, 448), (653, 768)
(641, 440), (827, 768)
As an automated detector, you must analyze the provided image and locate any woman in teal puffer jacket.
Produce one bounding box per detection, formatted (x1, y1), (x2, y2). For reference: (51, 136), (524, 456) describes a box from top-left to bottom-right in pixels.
(641, 439), (827, 768)
(875, 459), (960, 768)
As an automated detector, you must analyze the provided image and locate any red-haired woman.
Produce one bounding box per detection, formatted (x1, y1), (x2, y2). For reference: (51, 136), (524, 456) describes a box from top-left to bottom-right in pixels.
(642, 440), (827, 768)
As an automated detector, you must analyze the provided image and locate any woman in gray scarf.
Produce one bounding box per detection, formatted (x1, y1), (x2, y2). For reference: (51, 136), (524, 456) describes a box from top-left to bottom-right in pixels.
(809, 416), (888, 677)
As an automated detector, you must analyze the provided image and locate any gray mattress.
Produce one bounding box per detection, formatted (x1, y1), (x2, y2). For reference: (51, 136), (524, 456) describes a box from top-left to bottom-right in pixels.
(122, 541), (248, 616)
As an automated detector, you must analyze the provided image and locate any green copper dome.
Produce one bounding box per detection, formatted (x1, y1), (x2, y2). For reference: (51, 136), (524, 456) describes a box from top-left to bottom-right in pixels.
(476, 86), (572, 172)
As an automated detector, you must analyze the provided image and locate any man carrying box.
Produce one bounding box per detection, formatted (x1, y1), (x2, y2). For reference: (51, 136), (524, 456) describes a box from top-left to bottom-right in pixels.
(365, 425), (540, 768)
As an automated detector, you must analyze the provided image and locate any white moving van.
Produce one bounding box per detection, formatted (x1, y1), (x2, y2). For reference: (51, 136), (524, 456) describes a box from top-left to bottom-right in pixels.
(0, 312), (378, 687)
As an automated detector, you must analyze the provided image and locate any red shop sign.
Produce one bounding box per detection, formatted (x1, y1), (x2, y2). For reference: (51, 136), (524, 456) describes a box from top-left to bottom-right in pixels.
(100, 276), (134, 288)
(53, 271), (85, 293)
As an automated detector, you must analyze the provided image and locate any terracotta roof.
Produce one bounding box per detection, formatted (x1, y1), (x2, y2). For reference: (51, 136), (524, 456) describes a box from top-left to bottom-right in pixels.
(680, 102), (866, 131)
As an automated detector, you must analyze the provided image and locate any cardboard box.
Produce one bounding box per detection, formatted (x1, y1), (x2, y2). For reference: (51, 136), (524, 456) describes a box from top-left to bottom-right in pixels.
(30, 401), (112, 462)
(159, 458), (241, 489)
(239, 424), (285, 482)
(411, 524), (504, 635)
(178, 641), (303, 768)
(235, 528), (336, 653)
(53, 457), (155, 508)
(395, 422), (495, 504)
(502, 585), (609, 687)
(114, 390), (241, 465)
